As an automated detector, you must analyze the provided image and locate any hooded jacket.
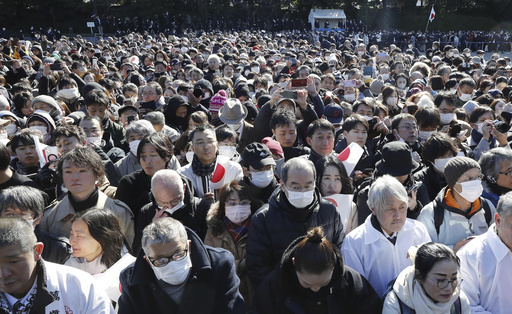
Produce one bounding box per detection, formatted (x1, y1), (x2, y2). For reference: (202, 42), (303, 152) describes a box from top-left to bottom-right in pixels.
(251, 233), (381, 314)
(118, 228), (245, 314)
(246, 188), (344, 290)
(417, 187), (495, 249)
(383, 266), (471, 314)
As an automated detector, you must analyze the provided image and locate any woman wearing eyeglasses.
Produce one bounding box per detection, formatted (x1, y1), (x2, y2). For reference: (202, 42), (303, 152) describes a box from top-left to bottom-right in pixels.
(418, 157), (495, 253)
(383, 242), (471, 314)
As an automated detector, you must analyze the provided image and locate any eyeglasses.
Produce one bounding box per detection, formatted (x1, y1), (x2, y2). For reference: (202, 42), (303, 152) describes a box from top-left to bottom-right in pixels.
(156, 194), (183, 209)
(499, 169), (512, 177)
(397, 124), (419, 131)
(148, 248), (188, 267)
(428, 276), (462, 289)
(142, 91), (155, 96)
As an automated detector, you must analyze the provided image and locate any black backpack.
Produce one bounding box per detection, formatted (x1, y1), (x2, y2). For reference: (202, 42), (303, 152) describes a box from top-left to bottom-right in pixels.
(383, 278), (462, 314)
(434, 197), (492, 235)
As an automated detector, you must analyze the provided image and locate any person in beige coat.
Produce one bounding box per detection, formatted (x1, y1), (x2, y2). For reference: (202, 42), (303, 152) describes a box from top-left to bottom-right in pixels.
(39, 147), (134, 247)
(204, 181), (264, 310)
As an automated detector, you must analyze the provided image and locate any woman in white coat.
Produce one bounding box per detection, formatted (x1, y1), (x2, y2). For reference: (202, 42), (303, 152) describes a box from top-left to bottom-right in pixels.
(383, 242), (471, 314)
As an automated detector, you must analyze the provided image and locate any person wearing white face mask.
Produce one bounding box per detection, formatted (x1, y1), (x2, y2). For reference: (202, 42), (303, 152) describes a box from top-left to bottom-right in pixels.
(115, 120), (156, 178)
(26, 110), (56, 144)
(131, 169), (209, 255)
(240, 142), (279, 204)
(205, 181), (265, 311)
(119, 217), (245, 313)
(246, 157), (344, 290)
(455, 78), (476, 107)
(418, 157), (495, 253)
(468, 106), (509, 161)
(414, 133), (460, 200)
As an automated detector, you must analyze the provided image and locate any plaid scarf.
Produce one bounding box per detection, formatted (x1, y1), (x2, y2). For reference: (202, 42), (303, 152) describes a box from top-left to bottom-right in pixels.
(223, 216), (250, 243)
(191, 153), (216, 177)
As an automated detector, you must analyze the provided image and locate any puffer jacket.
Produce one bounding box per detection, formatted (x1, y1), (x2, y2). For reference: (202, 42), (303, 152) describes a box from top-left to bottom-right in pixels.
(246, 188), (344, 289)
(251, 232), (381, 314)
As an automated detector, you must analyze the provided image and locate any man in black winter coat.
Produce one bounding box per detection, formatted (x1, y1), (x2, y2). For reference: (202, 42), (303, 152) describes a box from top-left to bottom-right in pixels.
(119, 218), (245, 314)
(246, 157), (344, 290)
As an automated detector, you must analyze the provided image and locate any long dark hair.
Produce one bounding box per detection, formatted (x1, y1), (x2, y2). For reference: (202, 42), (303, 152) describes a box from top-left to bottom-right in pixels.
(315, 155), (353, 195)
(73, 209), (127, 268)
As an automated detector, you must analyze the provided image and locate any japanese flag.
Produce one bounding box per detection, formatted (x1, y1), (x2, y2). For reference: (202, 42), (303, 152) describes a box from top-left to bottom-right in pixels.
(337, 142), (364, 175)
(33, 136), (59, 168)
(429, 7), (435, 22)
(209, 161), (227, 190)
(324, 194), (354, 229)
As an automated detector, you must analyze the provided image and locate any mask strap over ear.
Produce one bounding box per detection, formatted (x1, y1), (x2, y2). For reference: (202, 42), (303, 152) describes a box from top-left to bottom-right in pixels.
(487, 175), (496, 184)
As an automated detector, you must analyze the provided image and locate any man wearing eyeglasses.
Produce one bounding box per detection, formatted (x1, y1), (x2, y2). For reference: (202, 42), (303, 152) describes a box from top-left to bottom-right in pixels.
(119, 217), (245, 313)
(457, 190), (512, 314)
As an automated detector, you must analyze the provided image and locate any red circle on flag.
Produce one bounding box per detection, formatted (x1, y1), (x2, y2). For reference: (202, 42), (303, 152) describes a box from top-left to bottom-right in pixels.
(338, 147), (351, 162)
(211, 164), (226, 183)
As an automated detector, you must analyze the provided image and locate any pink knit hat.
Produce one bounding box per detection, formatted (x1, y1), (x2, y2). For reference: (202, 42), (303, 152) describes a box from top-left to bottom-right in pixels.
(209, 90), (227, 113)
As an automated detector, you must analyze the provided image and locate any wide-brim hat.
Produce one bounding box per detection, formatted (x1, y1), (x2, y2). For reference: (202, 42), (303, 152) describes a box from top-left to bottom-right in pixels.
(219, 98), (248, 124)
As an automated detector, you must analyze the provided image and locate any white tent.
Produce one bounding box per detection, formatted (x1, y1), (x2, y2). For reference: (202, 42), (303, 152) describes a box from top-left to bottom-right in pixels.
(308, 9), (346, 30)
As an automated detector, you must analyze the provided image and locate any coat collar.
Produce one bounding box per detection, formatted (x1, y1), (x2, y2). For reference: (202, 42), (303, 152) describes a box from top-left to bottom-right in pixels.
(53, 191), (108, 223)
(487, 225), (511, 263)
(363, 214), (415, 245)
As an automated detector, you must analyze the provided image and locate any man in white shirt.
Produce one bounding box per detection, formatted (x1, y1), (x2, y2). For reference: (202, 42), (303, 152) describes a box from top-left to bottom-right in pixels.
(0, 217), (113, 313)
(341, 175), (431, 296)
(457, 190), (512, 314)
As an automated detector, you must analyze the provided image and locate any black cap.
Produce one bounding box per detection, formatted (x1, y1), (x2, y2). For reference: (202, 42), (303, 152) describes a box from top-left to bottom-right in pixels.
(118, 105), (139, 116)
(375, 142), (419, 176)
(242, 142), (276, 170)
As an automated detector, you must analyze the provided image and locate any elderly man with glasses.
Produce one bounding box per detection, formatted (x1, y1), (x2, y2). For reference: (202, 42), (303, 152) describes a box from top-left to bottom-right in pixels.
(119, 217), (245, 313)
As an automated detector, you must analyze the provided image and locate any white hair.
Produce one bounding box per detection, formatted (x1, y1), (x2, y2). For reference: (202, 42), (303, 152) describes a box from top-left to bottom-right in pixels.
(367, 175), (408, 214)
(151, 169), (183, 193)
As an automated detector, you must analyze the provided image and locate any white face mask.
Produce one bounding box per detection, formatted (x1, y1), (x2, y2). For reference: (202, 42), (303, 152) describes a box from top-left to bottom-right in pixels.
(381, 73), (390, 81)
(225, 204), (252, 225)
(150, 251), (192, 285)
(456, 180), (483, 202)
(185, 151), (194, 163)
(418, 130), (436, 141)
(218, 145), (236, 158)
(433, 157), (452, 173)
(459, 92), (472, 102)
(233, 72), (241, 79)
(251, 67), (260, 73)
(465, 52), (471, 57)
(344, 94), (356, 102)
(363, 115), (373, 121)
(29, 125), (48, 136)
(250, 170), (274, 188)
(439, 113), (455, 125)
(475, 122), (484, 134)
(357, 51), (365, 56)
(5, 124), (17, 135)
(450, 88), (457, 93)
(87, 136), (102, 146)
(0, 133), (6, 140)
(57, 87), (80, 100)
(159, 200), (184, 215)
(283, 185), (315, 208)
(386, 97), (398, 106)
(397, 82), (407, 89)
(129, 139), (141, 156)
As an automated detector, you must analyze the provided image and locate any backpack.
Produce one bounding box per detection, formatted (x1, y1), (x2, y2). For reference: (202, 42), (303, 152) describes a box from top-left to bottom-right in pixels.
(383, 278), (462, 314)
(434, 197), (492, 235)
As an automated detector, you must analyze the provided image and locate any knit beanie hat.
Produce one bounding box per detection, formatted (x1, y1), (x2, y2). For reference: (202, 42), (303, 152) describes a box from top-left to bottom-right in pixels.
(209, 90), (227, 113)
(444, 157), (481, 188)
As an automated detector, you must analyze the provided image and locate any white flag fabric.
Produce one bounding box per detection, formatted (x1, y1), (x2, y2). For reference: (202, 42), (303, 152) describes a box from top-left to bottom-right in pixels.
(429, 7), (435, 22)
(337, 142), (364, 175)
(323, 194), (354, 228)
(33, 136), (59, 168)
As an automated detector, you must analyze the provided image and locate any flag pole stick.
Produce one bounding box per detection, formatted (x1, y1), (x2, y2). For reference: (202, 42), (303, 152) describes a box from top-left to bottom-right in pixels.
(425, 19), (430, 33)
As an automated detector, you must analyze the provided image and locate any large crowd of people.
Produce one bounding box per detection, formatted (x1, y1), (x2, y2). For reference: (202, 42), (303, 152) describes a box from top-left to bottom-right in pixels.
(0, 27), (510, 313)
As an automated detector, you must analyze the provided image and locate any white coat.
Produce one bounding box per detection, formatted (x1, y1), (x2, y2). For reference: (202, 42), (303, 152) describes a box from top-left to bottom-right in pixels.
(7, 260), (114, 313)
(417, 199), (495, 249)
(178, 155), (243, 198)
(457, 225), (512, 314)
(341, 215), (431, 296)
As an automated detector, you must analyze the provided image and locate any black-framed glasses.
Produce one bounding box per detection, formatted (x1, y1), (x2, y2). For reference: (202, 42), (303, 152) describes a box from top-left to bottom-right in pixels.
(148, 249), (188, 267)
(499, 169), (512, 177)
(428, 276), (462, 289)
